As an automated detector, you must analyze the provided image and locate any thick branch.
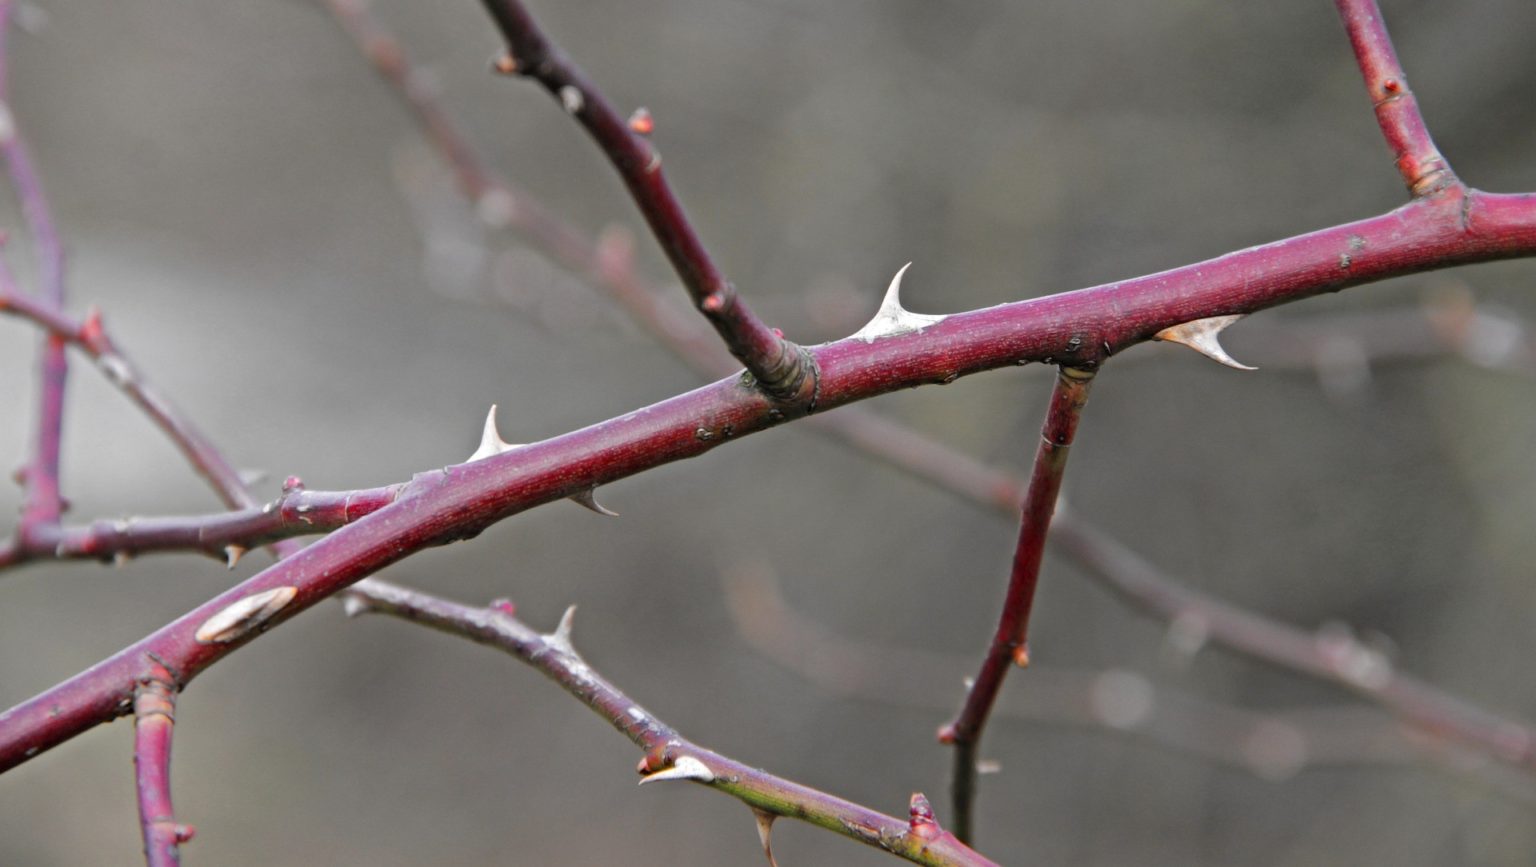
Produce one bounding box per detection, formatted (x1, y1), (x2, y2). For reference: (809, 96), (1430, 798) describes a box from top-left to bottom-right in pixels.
(4, 187), (1536, 773)
(1335, 0), (1458, 197)
(344, 582), (996, 866)
(475, 0), (810, 400)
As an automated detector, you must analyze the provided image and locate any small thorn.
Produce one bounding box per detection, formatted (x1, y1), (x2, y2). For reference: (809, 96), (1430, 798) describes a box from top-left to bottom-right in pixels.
(491, 53), (518, 75)
(751, 808), (779, 867)
(850, 263), (948, 343)
(80, 305), (105, 342)
(638, 754), (716, 785)
(1012, 642), (1031, 668)
(1154, 314), (1256, 370)
(558, 85), (584, 114)
(341, 594), (368, 618)
(223, 544), (246, 570)
(569, 487), (618, 517)
(113, 550), (133, 568)
(627, 107), (654, 136)
(468, 404), (517, 462)
(976, 759), (1002, 775)
(545, 605), (577, 655)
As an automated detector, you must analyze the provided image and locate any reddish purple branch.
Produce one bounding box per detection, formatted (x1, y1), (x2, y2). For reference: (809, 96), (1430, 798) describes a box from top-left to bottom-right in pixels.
(1335, 0), (1458, 197)
(476, 0), (810, 400)
(937, 367), (1095, 842)
(4, 186), (1536, 774)
(343, 582), (995, 866)
(0, 1), (71, 541)
(133, 662), (193, 867)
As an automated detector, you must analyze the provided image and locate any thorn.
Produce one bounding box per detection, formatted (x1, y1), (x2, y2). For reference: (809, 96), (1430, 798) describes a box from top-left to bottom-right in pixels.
(238, 468), (268, 488)
(850, 263), (948, 343)
(545, 605), (577, 655)
(558, 85), (584, 114)
(341, 594), (368, 618)
(638, 754), (716, 786)
(491, 53), (518, 75)
(223, 544), (246, 570)
(568, 487), (618, 517)
(80, 305), (105, 343)
(1154, 315), (1256, 370)
(113, 550), (133, 568)
(751, 808), (779, 867)
(907, 792), (942, 841)
(627, 107), (654, 136)
(1012, 642), (1031, 668)
(976, 758), (1002, 775)
(468, 405), (516, 462)
(195, 586), (298, 644)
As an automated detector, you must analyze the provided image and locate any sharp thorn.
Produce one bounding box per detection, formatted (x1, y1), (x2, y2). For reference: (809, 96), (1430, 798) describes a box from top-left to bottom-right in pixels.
(568, 487), (618, 517)
(223, 544), (246, 570)
(751, 808), (779, 867)
(637, 754), (716, 786)
(544, 604), (578, 655)
(468, 404), (519, 462)
(1154, 315), (1256, 370)
(850, 263), (948, 343)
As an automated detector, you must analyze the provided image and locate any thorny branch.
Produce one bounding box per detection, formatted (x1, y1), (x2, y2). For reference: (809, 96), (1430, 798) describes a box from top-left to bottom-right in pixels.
(1, 1), (1535, 863)
(342, 583), (996, 866)
(475, 0), (812, 402)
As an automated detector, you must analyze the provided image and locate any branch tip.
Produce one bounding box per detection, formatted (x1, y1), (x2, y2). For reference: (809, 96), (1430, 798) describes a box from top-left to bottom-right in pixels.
(1154, 314), (1255, 370)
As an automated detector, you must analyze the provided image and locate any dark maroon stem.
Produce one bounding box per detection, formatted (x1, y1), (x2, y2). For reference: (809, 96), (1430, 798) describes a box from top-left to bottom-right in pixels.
(937, 367), (1094, 842)
(134, 662), (192, 867)
(343, 582), (995, 866)
(475, 0), (809, 400)
(0, 1), (71, 542)
(2, 187), (1536, 773)
(1335, 0), (1457, 197)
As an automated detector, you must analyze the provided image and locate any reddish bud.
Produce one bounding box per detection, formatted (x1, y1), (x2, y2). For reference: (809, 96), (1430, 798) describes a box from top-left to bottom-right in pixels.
(701, 294), (725, 313)
(81, 305), (105, 343)
(174, 824), (197, 844)
(282, 475), (305, 493)
(490, 597), (517, 617)
(627, 107), (654, 136)
(935, 723), (958, 745)
(491, 54), (518, 75)
(908, 793), (941, 840)
(1013, 642), (1031, 668)
(771, 328), (784, 338)
(1382, 78), (1401, 93)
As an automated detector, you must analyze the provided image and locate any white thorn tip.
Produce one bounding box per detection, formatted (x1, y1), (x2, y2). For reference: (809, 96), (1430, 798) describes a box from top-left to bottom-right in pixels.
(1154, 315), (1256, 370)
(850, 263), (948, 343)
(223, 544), (246, 570)
(468, 404), (518, 462)
(569, 487), (619, 517)
(638, 755), (716, 786)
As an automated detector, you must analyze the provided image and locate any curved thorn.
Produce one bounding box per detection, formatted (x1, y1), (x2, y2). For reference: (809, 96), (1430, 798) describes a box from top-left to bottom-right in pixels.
(850, 263), (948, 343)
(468, 404), (517, 462)
(751, 807), (780, 867)
(637, 754), (716, 786)
(223, 544), (246, 570)
(1154, 315), (1256, 370)
(568, 487), (619, 517)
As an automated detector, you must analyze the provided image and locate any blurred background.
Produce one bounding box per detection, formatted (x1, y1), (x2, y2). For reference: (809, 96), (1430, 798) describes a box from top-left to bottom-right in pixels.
(2, 0), (1535, 864)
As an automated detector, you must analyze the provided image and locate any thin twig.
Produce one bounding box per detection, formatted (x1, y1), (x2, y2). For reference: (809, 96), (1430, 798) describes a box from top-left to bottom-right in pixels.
(0, 0), (70, 541)
(474, 0), (811, 401)
(133, 662), (193, 867)
(1335, 0), (1458, 197)
(936, 367), (1095, 842)
(343, 582), (998, 867)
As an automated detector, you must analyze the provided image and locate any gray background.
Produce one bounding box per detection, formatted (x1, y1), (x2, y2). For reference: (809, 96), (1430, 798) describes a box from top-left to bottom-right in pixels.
(2, 0), (1535, 864)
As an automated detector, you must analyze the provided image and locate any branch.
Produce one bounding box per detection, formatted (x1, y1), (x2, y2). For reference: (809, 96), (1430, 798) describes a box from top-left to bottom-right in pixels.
(342, 581), (997, 867)
(0, 1), (70, 541)
(938, 367), (1095, 842)
(1336, 0), (1458, 197)
(5, 184), (1536, 773)
(133, 662), (193, 867)
(475, 0), (811, 400)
